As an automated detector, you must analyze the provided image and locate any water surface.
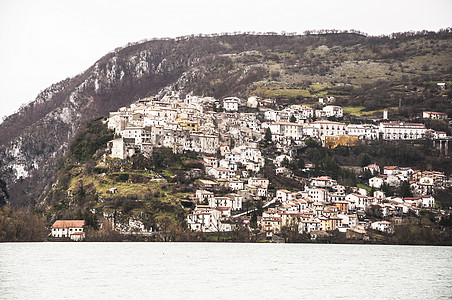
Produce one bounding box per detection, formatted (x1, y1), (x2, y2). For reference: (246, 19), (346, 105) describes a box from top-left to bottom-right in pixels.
(1, 243), (451, 299)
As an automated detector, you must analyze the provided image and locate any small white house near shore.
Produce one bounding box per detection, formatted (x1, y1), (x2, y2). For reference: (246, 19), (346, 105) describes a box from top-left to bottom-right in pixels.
(51, 220), (86, 241)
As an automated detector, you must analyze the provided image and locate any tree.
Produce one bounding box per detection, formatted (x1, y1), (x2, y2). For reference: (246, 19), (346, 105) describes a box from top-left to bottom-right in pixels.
(305, 137), (318, 148)
(281, 157), (290, 168)
(289, 157), (305, 177)
(280, 223), (306, 243)
(398, 181), (413, 198)
(380, 183), (394, 196)
(0, 179), (9, 206)
(365, 205), (383, 219)
(84, 219), (122, 242)
(361, 168), (373, 181)
(264, 127), (272, 144)
(289, 115), (297, 123)
(0, 207), (47, 242)
(359, 153), (371, 167)
(155, 215), (182, 242)
(439, 215), (452, 227)
(435, 187), (452, 209)
(132, 154), (152, 170)
(250, 211), (258, 229)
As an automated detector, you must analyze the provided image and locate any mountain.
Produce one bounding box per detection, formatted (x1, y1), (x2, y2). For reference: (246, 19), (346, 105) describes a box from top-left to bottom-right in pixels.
(1, 30), (451, 207)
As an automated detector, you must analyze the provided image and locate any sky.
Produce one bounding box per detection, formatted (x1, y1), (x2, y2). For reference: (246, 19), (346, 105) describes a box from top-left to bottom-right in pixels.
(0, 0), (451, 121)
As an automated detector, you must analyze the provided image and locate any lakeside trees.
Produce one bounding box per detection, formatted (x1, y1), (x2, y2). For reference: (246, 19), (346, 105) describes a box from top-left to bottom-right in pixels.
(0, 207), (47, 242)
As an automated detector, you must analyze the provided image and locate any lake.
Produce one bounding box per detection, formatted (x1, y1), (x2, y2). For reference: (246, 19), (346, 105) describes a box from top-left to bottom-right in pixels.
(0, 243), (451, 299)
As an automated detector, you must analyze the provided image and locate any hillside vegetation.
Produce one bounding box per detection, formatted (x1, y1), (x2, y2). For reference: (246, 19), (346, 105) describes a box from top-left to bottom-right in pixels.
(40, 119), (201, 240)
(0, 30), (451, 207)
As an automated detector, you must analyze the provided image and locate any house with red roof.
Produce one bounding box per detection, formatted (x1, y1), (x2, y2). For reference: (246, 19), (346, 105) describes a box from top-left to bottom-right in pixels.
(422, 111), (448, 120)
(51, 220), (85, 241)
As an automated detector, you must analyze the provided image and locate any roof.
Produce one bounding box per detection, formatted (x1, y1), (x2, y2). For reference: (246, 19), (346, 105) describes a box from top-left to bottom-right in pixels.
(214, 167), (231, 172)
(384, 166), (398, 170)
(253, 177), (268, 181)
(380, 122), (425, 127)
(424, 111), (446, 115)
(198, 179), (218, 185)
(365, 164), (380, 168)
(51, 220), (85, 229)
(349, 193), (367, 198)
(199, 190), (214, 195)
(311, 120), (346, 125)
(216, 207), (232, 211)
(312, 176), (331, 181)
(272, 121), (303, 126)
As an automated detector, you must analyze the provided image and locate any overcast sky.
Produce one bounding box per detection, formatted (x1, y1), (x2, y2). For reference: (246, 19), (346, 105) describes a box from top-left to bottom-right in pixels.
(1, 0), (451, 121)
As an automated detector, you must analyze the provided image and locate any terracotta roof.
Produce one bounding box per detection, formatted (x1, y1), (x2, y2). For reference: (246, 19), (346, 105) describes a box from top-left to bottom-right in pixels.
(216, 207), (231, 211)
(384, 166), (398, 170)
(51, 220), (85, 229)
(424, 111), (446, 115)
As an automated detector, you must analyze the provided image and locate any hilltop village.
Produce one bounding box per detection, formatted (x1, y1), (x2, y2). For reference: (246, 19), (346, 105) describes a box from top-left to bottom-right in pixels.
(82, 91), (450, 242)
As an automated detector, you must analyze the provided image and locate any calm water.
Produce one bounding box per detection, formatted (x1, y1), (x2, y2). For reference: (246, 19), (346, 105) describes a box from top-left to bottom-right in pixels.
(0, 243), (451, 299)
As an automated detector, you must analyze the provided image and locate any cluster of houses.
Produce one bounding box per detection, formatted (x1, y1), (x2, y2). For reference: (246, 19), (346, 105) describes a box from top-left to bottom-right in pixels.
(187, 164), (445, 239)
(367, 165), (448, 195)
(62, 92), (448, 241)
(106, 93), (448, 158)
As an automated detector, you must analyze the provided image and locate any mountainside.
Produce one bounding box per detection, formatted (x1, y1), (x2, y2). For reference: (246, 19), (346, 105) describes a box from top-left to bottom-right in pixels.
(1, 30), (452, 207)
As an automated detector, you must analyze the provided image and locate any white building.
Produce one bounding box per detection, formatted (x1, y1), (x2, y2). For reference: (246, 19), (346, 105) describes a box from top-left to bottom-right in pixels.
(345, 193), (372, 210)
(304, 120), (346, 138)
(208, 167), (235, 179)
(195, 190), (214, 203)
(276, 189), (293, 203)
(298, 220), (321, 233)
(309, 176), (336, 188)
(364, 164), (380, 174)
(323, 105), (343, 118)
(278, 122), (305, 141)
(370, 221), (394, 233)
(369, 176), (386, 188)
(337, 214), (358, 228)
(379, 122), (427, 140)
(121, 127), (146, 145)
(187, 205), (234, 232)
(420, 195), (435, 208)
(209, 196), (243, 211)
(346, 124), (379, 140)
(51, 220), (85, 241)
(229, 179), (244, 191)
(110, 138), (128, 159)
(223, 97), (240, 112)
(248, 177), (269, 189)
(422, 111), (448, 120)
(307, 188), (329, 203)
(294, 105), (314, 119)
